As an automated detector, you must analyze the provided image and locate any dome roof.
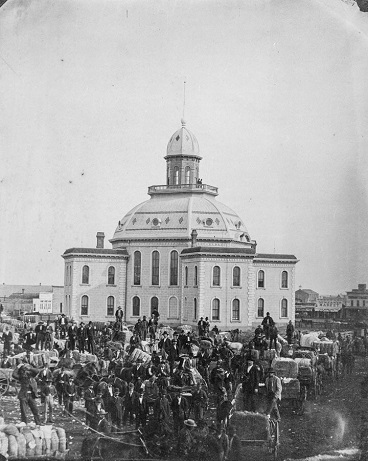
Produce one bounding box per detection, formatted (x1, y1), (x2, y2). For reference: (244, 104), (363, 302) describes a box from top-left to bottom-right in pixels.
(166, 120), (200, 157)
(111, 193), (251, 244)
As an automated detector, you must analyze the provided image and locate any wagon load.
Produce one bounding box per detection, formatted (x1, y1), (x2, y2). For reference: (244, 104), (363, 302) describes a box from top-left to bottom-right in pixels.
(318, 353), (332, 369)
(281, 378), (300, 399)
(300, 332), (320, 348)
(271, 358), (298, 379)
(312, 340), (337, 357)
(230, 411), (271, 441)
(294, 358), (311, 368)
(293, 350), (317, 367)
(298, 366), (315, 382)
(250, 349), (260, 361)
(0, 420), (68, 459)
(227, 342), (243, 354)
(129, 349), (151, 365)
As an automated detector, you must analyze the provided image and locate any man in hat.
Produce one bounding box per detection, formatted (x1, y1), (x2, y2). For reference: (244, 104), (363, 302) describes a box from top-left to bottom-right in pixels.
(109, 388), (124, 432)
(168, 337), (181, 375)
(68, 321), (78, 351)
(96, 409), (111, 435)
(153, 388), (171, 432)
(177, 419), (196, 458)
(171, 389), (189, 436)
(242, 359), (260, 412)
(36, 362), (53, 404)
(23, 327), (36, 352)
(192, 382), (208, 422)
(262, 312), (275, 340)
(133, 357), (146, 381)
(265, 368), (282, 422)
(254, 324), (263, 337)
(286, 320), (295, 345)
(115, 306), (124, 325)
(63, 375), (76, 416)
(134, 387), (149, 429)
(86, 321), (96, 354)
(123, 382), (137, 426)
(197, 317), (206, 337)
(84, 381), (96, 427)
(42, 378), (55, 424)
(58, 314), (68, 339)
(158, 331), (172, 358)
(35, 321), (47, 351)
(17, 364), (41, 425)
(77, 322), (87, 353)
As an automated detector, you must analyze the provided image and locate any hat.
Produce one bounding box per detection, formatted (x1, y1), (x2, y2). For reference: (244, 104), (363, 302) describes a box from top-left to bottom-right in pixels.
(268, 367), (275, 374)
(113, 388), (120, 394)
(129, 382), (134, 388)
(184, 419), (197, 428)
(138, 387), (144, 394)
(162, 331), (168, 336)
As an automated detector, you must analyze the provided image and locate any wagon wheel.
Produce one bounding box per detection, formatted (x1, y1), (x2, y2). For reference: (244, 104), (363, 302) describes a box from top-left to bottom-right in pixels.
(0, 370), (10, 396)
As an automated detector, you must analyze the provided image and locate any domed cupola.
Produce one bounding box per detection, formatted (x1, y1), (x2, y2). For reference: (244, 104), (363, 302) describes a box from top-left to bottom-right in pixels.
(164, 120), (203, 187)
(166, 119), (201, 158)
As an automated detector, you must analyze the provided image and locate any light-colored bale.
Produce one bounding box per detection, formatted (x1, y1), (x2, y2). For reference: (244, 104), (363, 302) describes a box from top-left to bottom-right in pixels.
(199, 339), (212, 350)
(56, 427), (66, 440)
(263, 349), (276, 361)
(23, 428), (36, 457)
(51, 429), (59, 453)
(0, 431), (9, 457)
(3, 424), (19, 437)
(281, 378), (300, 399)
(230, 411), (270, 441)
(294, 358), (311, 368)
(16, 432), (26, 458)
(271, 358), (298, 379)
(31, 429), (42, 456)
(58, 437), (67, 453)
(8, 434), (18, 457)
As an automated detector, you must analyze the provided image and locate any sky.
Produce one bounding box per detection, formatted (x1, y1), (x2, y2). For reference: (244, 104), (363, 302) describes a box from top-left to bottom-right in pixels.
(0, 0), (368, 295)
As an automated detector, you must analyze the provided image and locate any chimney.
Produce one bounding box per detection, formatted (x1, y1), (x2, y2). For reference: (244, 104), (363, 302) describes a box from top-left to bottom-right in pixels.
(96, 232), (105, 249)
(22, 288), (25, 294)
(358, 284), (367, 291)
(191, 229), (198, 248)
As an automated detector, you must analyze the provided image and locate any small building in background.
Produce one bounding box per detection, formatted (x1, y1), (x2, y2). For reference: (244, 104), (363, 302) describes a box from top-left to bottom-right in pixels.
(343, 284), (368, 321)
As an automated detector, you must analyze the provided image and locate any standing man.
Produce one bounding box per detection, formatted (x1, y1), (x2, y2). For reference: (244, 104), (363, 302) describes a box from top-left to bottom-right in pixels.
(17, 365), (41, 425)
(171, 390), (189, 436)
(115, 306), (124, 325)
(63, 375), (76, 416)
(55, 368), (67, 407)
(134, 388), (149, 430)
(123, 382), (137, 427)
(68, 321), (78, 351)
(23, 327), (36, 351)
(84, 382), (96, 427)
(35, 321), (47, 351)
(192, 382), (208, 422)
(264, 368), (282, 421)
(197, 318), (206, 337)
(109, 388), (124, 432)
(242, 359), (260, 412)
(58, 314), (68, 339)
(86, 321), (96, 354)
(261, 312), (275, 341)
(140, 316), (148, 341)
(286, 320), (295, 345)
(42, 378), (55, 424)
(2, 326), (13, 357)
(158, 331), (172, 359)
(77, 322), (87, 353)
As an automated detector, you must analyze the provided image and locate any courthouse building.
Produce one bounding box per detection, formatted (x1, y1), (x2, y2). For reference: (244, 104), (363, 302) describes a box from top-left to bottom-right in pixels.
(62, 121), (298, 329)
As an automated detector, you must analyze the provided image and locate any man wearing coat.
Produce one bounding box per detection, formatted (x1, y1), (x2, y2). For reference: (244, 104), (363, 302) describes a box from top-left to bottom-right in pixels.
(134, 388), (149, 429)
(68, 322), (78, 351)
(158, 331), (172, 359)
(123, 382), (137, 426)
(265, 368), (282, 422)
(168, 338), (181, 375)
(242, 359), (260, 412)
(109, 388), (124, 431)
(77, 322), (87, 353)
(17, 365), (41, 425)
(35, 322), (47, 351)
(2, 326), (13, 357)
(170, 389), (189, 435)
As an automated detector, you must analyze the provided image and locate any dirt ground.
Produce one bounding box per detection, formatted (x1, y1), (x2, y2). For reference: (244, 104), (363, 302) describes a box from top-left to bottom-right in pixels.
(0, 356), (367, 461)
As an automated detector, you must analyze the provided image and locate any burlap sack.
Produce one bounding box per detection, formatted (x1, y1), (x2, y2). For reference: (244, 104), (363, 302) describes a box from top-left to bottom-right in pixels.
(16, 432), (26, 458)
(22, 428), (36, 457)
(230, 411), (270, 441)
(56, 428), (66, 453)
(0, 431), (8, 457)
(31, 428), (42, 456)
(8, 434), (18, 457)
(3, 424), (19, 437)
(51, 429), (59, 453)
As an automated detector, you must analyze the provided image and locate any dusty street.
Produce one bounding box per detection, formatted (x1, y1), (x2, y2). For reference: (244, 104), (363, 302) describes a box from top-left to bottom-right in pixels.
(0, 357), (366, 461)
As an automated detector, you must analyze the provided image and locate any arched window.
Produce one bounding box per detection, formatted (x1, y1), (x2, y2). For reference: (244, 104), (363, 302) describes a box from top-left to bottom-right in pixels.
(194, 298), (197, 320)
(257, 270), (265, 288)
(82, 265), (89, 284)
(185, 166), (190, 185)
(69, 266), (72, 285)
(134, 251), (141, 285)
(151, 296), (159, 315)
(281, 299), (288, 317)
(170, 250), (179, 286)
(232, 299), (240, 321)
(281, 271), (288, 288)
(233, 266), (241, 287)
(212, 298), (220, 321)
(168, 296), (178, 319)
(132, 296), (140, 317)
(174, 167), (179, 185)
(81, 295), (89, 316)
(152, 251), (160, 286)
(108, 266), (115, 285)
(213, 266), (221, 286)
(107, 296), (114, 316)
(258, 298), (264, 318)
(194, 266), (198, 286)
(185, 266), (188, 286)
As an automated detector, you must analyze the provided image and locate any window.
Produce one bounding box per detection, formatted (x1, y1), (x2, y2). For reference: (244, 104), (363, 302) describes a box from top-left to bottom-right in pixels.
(194, 266), (198, 286)
(213, 266), (221, 286)
(107, 296), (114, 316)
(185, 266), (188, 286)
(168, 296), (178, 318)
(82, 265), (89, 284)
(108, 266), (115, 285)
(132, 296), (140, 316)
(281, 299), (288, 317)
(170, 250), (179, 286)
(151, 296), (159, 315)
(281, 271), (288, 288)
(81, 295), (88, 316)
(257, 270), (265, 288)
(194, 298), (197, 320)
(69, 266), (72, 285)
(174, 167), (179, 185)
(232, 299), (240, 321)
(152, 251), (160, 285)
(351, 300), (354, 307)
(185, 166), (190, 185)
(357, 300), (360, 307)
(212, 298), (220, 321)
(60, 302), (63, 313)
(134, 251), (141, 285)
(233, 266), (241, 287)
(258, 298), (264, 318)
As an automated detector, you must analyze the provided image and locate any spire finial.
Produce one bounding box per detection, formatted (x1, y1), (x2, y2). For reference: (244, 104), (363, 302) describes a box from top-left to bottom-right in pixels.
(182, 80), (186, 126)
